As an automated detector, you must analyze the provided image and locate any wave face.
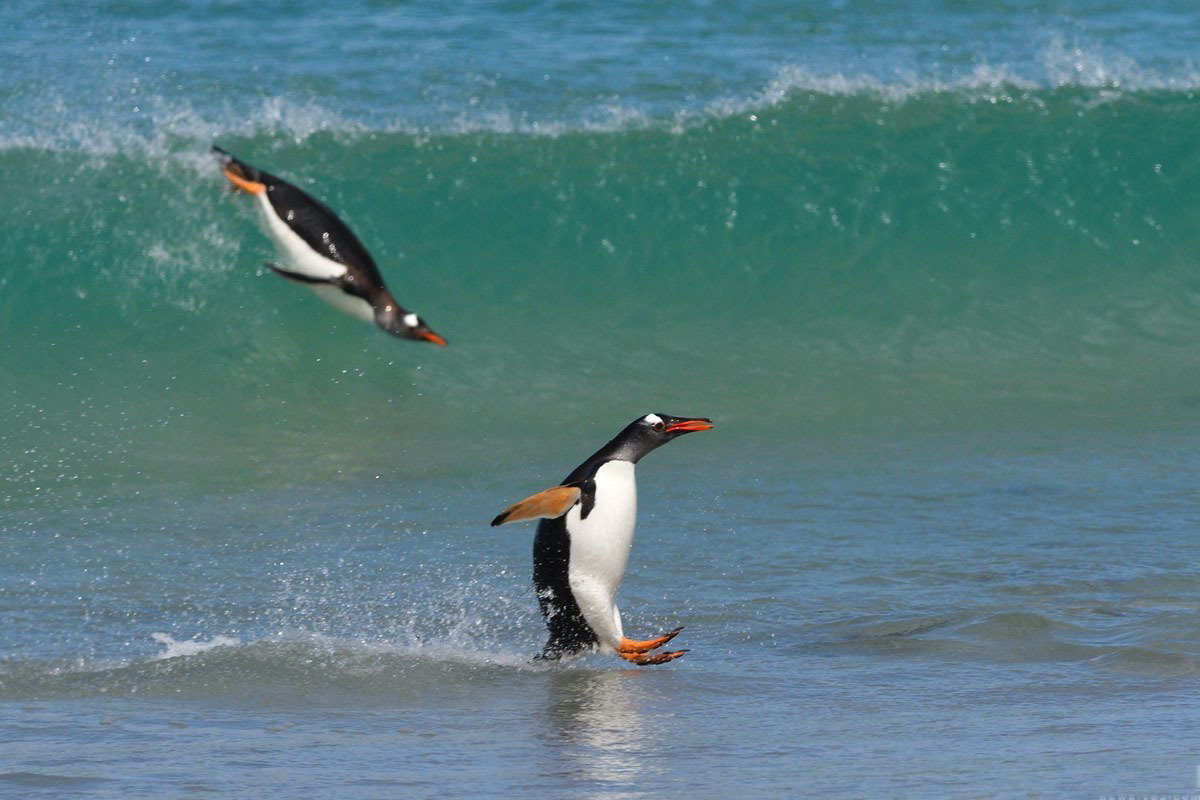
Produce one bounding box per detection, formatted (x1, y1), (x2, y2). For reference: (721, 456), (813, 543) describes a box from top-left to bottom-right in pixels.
(4, 81), (1200, 500)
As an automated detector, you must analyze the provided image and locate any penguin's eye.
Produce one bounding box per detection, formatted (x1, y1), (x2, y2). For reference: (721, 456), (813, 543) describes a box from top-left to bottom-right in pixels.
(651, 421), (665, 432)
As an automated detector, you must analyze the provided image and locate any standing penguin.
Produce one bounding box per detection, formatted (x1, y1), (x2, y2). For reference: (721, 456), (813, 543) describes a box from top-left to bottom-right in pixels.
(491, 413), (714, 664)
(213, 146), (446, 345)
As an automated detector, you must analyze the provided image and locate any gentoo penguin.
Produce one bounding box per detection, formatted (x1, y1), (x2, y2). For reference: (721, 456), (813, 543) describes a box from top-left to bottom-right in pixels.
(491, 413), (714, 664)
(213, 146), (446, 345)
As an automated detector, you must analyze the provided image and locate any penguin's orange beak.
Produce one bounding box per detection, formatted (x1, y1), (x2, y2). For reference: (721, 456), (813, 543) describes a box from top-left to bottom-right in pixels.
(664, 418), (714, 434)
(418, 330), (448, 346)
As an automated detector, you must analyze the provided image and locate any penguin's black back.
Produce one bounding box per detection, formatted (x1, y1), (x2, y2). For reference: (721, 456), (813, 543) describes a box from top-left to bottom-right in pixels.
(532, 461), (602, 659)
(228, 152), (388, 288)
(532, 517), (598, 659)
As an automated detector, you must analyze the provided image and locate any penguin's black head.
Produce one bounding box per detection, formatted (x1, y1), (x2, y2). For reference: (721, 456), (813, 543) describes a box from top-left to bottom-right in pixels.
(375, 303), (447, 346)
(607, 413), (714, 462)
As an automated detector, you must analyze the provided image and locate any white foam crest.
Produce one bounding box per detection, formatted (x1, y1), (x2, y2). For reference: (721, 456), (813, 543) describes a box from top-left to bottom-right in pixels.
(684, 36), (1200, 129)
(579, 103), (657, 133)
(0, 91), (363, 156)
(2, 36), (1197, 152)
(426, 101), (658, 139)
(1040, 35), (1200, 90)
(391, 39), (1200, 138)
(151, 631), (240, 660)
(434, 43), (1200, 139)
(714, 47), (1198, 117)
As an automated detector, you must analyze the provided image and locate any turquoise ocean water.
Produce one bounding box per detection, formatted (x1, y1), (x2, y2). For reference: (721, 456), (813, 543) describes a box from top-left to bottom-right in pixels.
(4, 2), (1200, 797)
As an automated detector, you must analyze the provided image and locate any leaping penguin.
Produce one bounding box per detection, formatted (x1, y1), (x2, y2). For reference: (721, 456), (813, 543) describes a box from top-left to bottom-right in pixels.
(213, 146), (446, 345)
(491, 413), (714, 665)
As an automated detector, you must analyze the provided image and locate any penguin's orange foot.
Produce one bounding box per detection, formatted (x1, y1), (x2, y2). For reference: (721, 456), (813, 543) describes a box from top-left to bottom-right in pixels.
(221, 166), (266, 195)
(618, 649), (688, 666)
(617, 626), (684, 655)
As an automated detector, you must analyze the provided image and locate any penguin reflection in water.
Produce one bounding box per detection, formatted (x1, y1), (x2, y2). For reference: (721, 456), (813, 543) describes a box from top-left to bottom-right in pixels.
(492, 413), (714, 665)
(213, 146), (446, 345)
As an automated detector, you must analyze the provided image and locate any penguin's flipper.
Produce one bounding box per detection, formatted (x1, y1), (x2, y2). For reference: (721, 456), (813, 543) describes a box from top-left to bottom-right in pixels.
(490, 485), (581, 527)
(264, 261), (337, 286)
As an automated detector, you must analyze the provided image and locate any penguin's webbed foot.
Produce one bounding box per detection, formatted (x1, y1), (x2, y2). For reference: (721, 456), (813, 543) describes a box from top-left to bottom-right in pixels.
(616, 626), (686, 665)
(618, 626), (683, 654)
(618, 648), (688, 666)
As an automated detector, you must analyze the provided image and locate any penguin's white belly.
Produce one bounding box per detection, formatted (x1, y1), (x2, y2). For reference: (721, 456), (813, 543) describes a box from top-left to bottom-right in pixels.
(309, 283), (376, 323)
(567, 460), (637, 648)
(256, 193), (347, 281)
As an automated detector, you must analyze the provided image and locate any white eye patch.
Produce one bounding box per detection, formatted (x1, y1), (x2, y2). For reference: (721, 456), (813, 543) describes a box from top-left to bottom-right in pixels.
(643, 413), (663, 426)
(403, 313), (419, 327)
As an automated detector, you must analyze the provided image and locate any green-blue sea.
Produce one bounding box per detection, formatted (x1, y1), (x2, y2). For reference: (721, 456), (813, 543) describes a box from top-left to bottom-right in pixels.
(4, 2), (1200, 797)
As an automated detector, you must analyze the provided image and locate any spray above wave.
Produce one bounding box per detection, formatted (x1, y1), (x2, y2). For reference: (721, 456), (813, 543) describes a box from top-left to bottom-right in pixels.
(750, 35), (1200, 103)
(151, 632), (240, 661)
(5, 36), (1200, 154)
